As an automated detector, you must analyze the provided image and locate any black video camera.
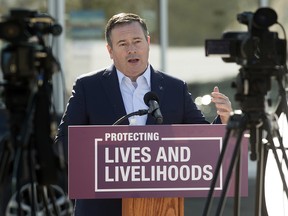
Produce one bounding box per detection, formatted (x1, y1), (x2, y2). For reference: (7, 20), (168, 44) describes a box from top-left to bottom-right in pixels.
(0, 9), (62, 82)
(0, 9), (62, 42)
(0, 9), (64, 189)
(205, 7), (286, 68)
(205, 8), (287, 113)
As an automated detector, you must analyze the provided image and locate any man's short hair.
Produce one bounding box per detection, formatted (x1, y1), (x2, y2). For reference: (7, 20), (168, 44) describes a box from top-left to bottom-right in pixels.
(105, 13), (149, 47)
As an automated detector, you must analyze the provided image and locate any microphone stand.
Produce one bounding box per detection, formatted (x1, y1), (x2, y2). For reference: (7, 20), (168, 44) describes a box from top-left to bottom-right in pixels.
(113, 109), (148, 125)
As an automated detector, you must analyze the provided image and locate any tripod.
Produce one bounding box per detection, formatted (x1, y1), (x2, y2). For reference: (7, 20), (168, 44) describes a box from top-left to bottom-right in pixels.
(203, 68), (288, 215)
(0, 78), (72, 216)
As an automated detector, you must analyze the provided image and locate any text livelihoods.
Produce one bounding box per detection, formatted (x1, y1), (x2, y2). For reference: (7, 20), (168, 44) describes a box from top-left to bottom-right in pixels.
(104, 164), (213, 182)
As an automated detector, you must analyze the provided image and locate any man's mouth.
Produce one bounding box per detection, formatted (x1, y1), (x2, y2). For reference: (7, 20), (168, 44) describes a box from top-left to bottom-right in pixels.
(128, 58), (139, 63)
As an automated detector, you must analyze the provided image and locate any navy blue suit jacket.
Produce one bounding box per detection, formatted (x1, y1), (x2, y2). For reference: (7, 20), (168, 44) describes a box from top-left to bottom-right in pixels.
(56, 65), (220, 215)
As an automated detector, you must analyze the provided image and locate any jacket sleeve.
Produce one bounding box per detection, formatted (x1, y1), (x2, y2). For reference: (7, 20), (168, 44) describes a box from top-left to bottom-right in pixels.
(54, 77), (88, 163)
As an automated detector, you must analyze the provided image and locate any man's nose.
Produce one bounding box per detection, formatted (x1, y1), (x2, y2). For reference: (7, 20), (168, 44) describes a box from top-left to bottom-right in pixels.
(127, 44), (137, 53)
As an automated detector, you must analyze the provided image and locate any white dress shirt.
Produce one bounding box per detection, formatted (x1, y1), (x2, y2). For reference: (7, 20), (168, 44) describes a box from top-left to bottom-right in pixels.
(117, 66), (151, 125)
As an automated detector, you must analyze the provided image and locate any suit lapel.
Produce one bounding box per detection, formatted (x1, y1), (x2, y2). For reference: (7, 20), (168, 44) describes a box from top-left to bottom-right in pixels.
(146, 66), (165, 125)
(101, 65), (128, 124)
(101, 65), (165, 125)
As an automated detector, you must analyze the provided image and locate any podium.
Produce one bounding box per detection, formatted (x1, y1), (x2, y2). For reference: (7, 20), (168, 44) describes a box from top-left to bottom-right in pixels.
(68, 124), (248, 215)
(122, 197), (183, 216)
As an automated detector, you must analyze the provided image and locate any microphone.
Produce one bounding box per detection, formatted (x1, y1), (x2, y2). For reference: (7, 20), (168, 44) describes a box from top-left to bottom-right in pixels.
(144, 91), (163, 124)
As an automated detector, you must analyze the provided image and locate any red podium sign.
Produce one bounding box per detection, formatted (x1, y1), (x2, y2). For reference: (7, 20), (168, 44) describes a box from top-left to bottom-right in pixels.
(68, 124), (248, 199)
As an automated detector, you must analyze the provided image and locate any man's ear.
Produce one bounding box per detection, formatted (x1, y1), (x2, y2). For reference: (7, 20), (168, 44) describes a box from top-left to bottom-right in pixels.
(106, 44), (113, 59)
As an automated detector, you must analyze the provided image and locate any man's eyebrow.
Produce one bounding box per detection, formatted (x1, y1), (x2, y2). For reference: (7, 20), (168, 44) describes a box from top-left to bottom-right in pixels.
(116, 37), (143, 44)
(116, 39), (126, 45)
(133, 36), (143, 40)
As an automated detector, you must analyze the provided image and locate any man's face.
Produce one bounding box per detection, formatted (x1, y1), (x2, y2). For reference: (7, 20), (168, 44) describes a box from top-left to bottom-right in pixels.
(106, 22), (150, 81)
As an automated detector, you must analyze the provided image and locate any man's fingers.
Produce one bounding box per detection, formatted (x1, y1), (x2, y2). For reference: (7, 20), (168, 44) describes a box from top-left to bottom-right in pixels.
(213, 86), (219, 93)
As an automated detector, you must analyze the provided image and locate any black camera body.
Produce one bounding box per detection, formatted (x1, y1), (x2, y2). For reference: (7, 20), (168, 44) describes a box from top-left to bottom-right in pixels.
(0, 9), (63, 187)
(0, 9), (62, 82)
(205, 7), (286, 68)
(0, 9), (62, 42)
(205, 7), (287, 112)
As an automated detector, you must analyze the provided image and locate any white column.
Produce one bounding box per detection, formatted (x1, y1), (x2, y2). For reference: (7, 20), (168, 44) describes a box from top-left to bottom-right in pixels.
(259, 0), (269, 7)
(159, 0), (168, 72)
(48, 0), (65, 114)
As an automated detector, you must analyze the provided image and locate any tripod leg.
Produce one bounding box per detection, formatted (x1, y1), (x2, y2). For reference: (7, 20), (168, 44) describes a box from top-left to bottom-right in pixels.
(274, 128), (288, 174)
(0, 137), (12, 183)
(254, 128), (265, 216)
(259, 117), (288, 215)
(215, 128), (245, 216)
(234, 146), (242, 216)
(265, 130), (288, 198)
(47, 185), (62, 215)
(41, 185), (62, 216)
(202, 128), (232, 216)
